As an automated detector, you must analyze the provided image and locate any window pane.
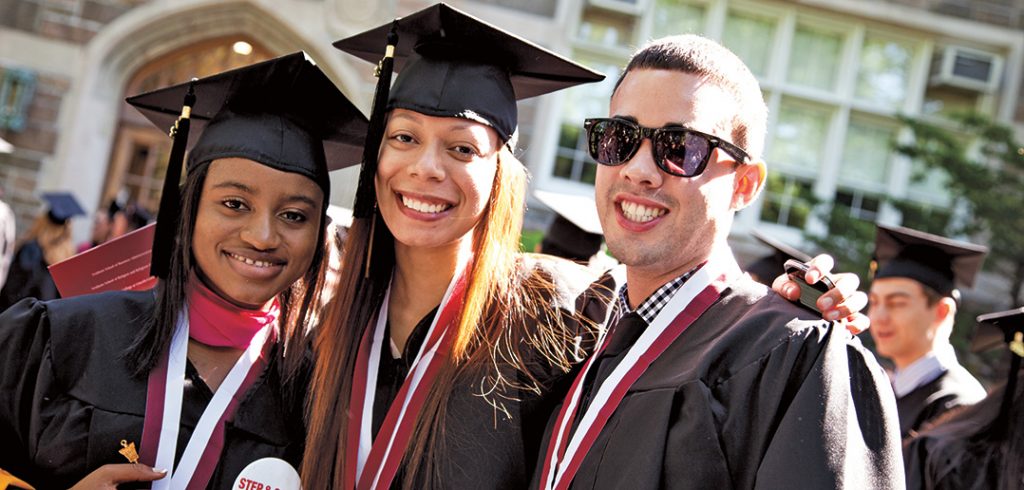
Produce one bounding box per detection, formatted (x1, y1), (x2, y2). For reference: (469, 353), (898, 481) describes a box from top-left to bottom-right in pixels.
(652, 0), (705, 38)
(577, 6), (637, 48)
(761, 172), (815, 229)
(768, 100), (831, 172)
(906, 158), (952, 202)
(856, 36), (913, 106)
(722, 11), (776, 78)
(552, 55), (621, 184)
(840, 118), (893, 185)
(787, 26), (843, 91)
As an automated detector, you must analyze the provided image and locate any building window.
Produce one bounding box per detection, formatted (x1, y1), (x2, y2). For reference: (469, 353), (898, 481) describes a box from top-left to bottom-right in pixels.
(762, 173), (816, 229)
(855, 35), (914, 108)
(0, 68), (36, 132)
(834, 188), (882, 222)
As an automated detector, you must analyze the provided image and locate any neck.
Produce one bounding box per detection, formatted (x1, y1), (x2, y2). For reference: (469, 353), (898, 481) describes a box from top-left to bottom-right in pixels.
(187, 340), (245, 392)
(388, 237), (472, 353)
(623, 243), (719, 310)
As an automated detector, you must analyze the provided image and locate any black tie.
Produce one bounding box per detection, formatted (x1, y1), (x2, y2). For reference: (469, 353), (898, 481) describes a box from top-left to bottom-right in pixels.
(575, 312), (649, 422)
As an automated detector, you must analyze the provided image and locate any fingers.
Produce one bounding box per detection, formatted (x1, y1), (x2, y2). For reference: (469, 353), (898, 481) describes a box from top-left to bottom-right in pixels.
(69, 464), (167, 489)
(841, 313), (870, 335)
(804, 254), (835, 285)
(771, 273), (800, 301)
(817, 273), (866, 321)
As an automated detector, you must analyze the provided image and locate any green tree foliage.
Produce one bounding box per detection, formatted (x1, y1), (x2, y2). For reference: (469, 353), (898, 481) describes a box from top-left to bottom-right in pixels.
(893, 113), (1024, 307)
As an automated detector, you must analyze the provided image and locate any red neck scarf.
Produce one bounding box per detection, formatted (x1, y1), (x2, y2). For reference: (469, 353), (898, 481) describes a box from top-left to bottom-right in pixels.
(187, 278), (280, 349)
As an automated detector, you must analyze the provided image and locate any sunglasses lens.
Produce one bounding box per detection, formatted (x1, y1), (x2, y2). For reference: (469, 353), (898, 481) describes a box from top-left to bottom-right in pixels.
(656, 130), (709, 177)
(588, 120), (639, 165)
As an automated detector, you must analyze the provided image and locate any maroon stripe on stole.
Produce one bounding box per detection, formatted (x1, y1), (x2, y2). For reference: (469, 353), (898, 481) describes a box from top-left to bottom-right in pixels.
(186, 331), (276, 490)
(345, 319), (376, 489)
(546, 276), (729, 490)
(354, 272), (468, 490)
(140, 349), (170, 466)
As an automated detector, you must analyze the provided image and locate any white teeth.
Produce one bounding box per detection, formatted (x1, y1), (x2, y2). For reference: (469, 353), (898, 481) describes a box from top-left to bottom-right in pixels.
(229, 252), (274, 268)
(402, 195), (449, 214)
(621, 201), (667, 223)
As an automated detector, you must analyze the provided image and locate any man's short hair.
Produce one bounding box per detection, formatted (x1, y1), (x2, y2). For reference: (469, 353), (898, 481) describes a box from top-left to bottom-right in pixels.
(614, 35), (768, 159)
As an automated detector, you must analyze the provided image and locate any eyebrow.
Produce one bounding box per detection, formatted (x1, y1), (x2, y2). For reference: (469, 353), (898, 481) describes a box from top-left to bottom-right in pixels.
(211, 181), (320, 208)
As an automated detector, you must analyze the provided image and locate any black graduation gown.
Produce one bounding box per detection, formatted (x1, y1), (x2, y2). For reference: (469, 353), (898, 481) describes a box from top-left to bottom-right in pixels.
(895, 365), (985, 437)
(0, 240), (58, 311)
(534, 275), (904, 489)
(369, 255), (610, 489)
(0, 291), (307, 489)
(903, 375), (1024, 490)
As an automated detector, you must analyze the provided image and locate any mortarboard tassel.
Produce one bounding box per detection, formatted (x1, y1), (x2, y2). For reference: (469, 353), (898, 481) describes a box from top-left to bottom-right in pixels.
(352, 21), (399, 219)
(150, 80), (196, 278)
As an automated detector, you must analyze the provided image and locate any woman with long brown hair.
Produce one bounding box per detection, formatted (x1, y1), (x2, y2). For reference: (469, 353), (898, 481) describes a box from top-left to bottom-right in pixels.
(302, 5), (609, 488)
(0, 192), (82, 308)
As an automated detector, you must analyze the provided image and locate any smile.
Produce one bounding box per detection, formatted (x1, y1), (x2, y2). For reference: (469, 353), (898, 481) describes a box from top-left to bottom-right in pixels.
(227, 252), (279, 268)
(400, 194), (453, 214)
(620, 200), (667, 223)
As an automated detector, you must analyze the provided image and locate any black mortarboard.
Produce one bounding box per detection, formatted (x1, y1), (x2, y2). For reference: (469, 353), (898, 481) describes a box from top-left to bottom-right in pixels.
(745, 230), (813, 284)
(534, 190), (603, 262)
(126, 51), (369, 277)
(872, 224), (987, 297)
(41, 192), (86, 224)
(971, 307), (1024, 434)
(334, 2), (604, 218)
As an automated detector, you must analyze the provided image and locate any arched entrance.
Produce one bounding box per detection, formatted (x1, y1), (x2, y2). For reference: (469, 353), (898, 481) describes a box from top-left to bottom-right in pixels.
(101, 36), (275, 214)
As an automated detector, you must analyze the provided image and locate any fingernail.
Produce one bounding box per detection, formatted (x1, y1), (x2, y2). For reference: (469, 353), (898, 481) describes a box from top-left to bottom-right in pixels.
(806, 271), (820, 283)
(154, 468), (168, 475)
(785, 284), (798, 297)
(820, 297), (834, 309)
(826, 311), (840, 321)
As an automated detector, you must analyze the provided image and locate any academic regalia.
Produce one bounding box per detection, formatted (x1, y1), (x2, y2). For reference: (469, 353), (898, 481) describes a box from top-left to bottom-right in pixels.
(0, 193), (86, 310)
(903, 308), (1024, 489)
(0, 52), (366, 488)
(895, 364), (986, 437)
(535, 274), (904, 489)
(328, 4), (605, 488)
(742, 230), (812, 285)
(872, 224), (989, 436)
(0, 292), (308, 489)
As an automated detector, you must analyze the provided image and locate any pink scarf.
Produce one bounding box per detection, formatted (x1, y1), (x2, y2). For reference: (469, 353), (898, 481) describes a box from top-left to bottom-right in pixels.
(187, 278), (280, 349)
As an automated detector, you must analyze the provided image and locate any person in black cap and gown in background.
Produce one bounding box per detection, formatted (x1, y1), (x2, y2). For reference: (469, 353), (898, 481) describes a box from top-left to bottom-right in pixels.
(868, 224), (988, 437)
(903, 307), (1024, 489)
(534, 189), (614, 270)
(743, 229), (811, 286)
(0, 52), (367, 488)
(0, 192), (85, 309)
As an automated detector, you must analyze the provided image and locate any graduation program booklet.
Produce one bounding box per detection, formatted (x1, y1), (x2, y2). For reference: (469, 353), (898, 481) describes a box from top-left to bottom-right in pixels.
(49, 222), (158, 298)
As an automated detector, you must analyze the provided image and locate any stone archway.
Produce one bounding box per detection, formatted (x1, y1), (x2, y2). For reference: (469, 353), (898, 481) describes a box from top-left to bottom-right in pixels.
(47, 0), (369, 238)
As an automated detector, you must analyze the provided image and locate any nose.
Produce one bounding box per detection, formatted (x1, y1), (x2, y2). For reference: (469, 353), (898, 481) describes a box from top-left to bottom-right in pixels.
(619, 138), (663, 188)
(239, 211), (280, 250)
(408, 143), (446, 181)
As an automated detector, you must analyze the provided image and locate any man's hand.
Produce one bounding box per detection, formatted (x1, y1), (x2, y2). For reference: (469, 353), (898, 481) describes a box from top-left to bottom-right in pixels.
(69, 464), (167, 490)
(772, 254), (869, 334)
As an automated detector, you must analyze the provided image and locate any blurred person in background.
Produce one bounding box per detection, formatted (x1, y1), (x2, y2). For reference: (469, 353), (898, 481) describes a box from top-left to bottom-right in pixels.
(0, 192), (84, 309)
(0, 188), (15, 293)
(868, 224), (988, 437)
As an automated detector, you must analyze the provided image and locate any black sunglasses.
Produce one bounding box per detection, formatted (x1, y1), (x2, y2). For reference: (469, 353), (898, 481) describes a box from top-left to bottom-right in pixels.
(584, 118), (751, 177)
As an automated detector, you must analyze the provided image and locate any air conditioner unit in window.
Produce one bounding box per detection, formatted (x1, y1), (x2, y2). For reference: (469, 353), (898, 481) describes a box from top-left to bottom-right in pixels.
(588, 0), (645, 15)
(929, 45), (1003, 93)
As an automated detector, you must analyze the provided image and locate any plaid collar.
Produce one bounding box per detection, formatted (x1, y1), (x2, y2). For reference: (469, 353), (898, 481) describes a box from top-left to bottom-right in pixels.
(616, 265), (702, 324)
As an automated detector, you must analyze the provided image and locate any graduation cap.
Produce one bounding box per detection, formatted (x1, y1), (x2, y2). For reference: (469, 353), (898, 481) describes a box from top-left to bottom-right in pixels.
(871, 224), (987, 297)
(41, 192), (86, 225)
(745, 230), (813, 284)
(534, 189), (603, 262)
(971, 307), (1024, 435)
(126, 51), (369, 277)
(333, 2), (605, 218)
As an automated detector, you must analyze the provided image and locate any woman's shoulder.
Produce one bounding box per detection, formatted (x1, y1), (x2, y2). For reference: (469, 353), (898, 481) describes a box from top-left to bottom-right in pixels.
(516, 253), (613, 309)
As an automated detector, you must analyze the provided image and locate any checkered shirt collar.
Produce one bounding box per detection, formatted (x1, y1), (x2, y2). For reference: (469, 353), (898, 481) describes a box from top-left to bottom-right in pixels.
(616, 265), (702, 324)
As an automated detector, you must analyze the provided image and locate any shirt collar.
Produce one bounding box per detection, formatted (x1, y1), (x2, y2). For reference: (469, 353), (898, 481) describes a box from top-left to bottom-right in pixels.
(892, 344), (959, 397)
(617, 265), (702, 324)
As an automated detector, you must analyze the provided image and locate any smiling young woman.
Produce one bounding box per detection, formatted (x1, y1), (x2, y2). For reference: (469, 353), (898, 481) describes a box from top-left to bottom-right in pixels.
(0, 52), (367, 489)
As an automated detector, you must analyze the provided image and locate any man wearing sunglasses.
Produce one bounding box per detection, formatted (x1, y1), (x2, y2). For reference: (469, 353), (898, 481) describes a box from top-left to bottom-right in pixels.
(535, 35), (902, 489)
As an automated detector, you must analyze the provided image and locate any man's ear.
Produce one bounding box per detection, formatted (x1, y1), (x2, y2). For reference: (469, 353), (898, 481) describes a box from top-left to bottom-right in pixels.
(732, 160), (766, 211)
